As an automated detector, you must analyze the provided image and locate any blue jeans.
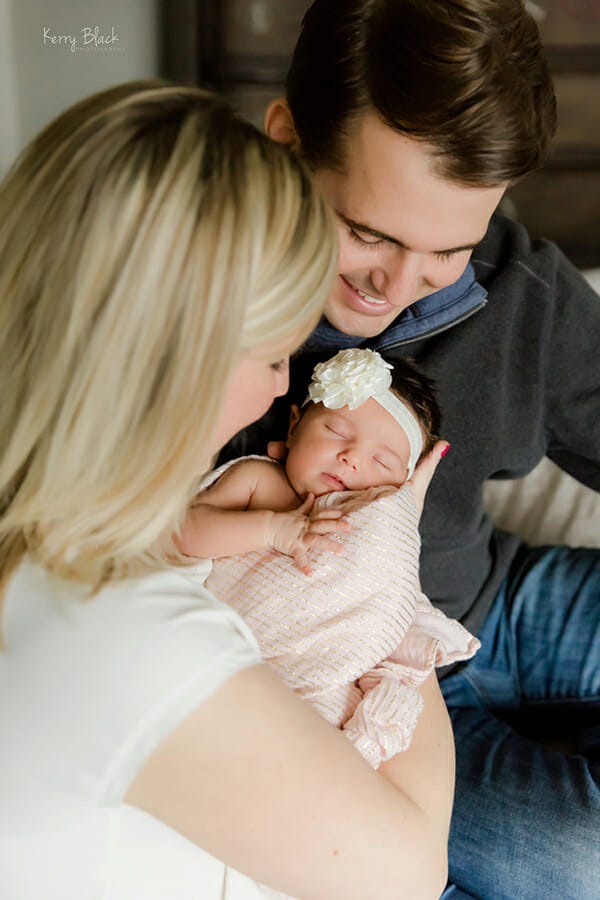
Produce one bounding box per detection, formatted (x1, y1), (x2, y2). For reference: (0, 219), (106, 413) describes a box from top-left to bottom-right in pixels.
(439, 544), (600, 900)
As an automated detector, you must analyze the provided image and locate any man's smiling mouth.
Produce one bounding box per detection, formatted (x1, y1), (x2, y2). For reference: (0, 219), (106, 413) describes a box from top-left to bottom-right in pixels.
(339, 276), (393, 316)
(355, 287), (387, 305)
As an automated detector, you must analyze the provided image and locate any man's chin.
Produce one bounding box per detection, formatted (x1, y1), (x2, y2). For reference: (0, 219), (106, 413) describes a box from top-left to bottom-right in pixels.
(324, 304), (400, 339)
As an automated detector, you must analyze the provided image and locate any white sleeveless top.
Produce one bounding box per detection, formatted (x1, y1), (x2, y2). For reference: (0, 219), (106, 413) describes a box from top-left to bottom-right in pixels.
(0, 557), (268, 899)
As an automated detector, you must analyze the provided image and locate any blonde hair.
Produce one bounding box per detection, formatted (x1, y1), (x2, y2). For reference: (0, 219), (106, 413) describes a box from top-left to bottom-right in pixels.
(0, 81), (337, 590)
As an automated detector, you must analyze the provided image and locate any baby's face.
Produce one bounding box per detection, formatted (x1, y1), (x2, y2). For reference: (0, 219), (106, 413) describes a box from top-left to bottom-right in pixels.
(285, 399), (412, 497)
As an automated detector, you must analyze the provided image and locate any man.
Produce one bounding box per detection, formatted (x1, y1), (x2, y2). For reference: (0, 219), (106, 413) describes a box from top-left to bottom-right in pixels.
(222, 2), (600, 896)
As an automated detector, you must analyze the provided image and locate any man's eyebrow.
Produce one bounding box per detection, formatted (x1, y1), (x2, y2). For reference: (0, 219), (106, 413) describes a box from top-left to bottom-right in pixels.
(337, 212), (482, 255)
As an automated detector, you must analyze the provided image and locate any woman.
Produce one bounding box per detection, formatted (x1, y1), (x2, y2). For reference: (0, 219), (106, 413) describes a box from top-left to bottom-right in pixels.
(0, 82), (453, 899)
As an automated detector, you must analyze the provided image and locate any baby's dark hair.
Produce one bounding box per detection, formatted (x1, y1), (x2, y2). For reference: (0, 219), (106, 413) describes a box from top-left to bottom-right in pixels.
(385, 356), (441, 462)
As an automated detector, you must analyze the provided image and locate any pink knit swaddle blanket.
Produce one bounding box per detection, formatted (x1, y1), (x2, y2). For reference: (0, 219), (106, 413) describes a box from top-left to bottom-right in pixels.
(204, 460), (479, 767)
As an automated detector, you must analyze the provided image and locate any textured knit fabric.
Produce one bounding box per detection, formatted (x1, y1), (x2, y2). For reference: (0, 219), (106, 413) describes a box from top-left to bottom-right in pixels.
(203, 460), (479, 767)
(0, 557), (266, 899)
(220, 213), (600, 641)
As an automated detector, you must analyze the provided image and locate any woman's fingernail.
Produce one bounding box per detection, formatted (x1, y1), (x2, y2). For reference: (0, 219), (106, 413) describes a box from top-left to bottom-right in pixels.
(440, 444), (451, 458)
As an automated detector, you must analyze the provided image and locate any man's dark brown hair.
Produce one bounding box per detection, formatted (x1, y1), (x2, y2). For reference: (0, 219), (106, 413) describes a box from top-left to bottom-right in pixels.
(286, 0), (557, 186)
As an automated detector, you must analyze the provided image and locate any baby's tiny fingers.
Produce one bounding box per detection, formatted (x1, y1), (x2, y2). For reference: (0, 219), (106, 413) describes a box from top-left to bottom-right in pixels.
(297, 493), (316, 516)
(310, 509), (345, 520)
(308, 518), (351, 535)
(305, 534), (344, 554)
(292, 549), (313, 576)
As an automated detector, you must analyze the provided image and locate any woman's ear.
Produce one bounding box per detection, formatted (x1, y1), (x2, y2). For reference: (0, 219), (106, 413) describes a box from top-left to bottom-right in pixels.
(265, 98), (300, 151)
(286, 404), (302, 447)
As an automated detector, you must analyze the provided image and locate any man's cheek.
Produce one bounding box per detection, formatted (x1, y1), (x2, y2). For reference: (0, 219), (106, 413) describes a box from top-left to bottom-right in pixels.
(336, 230), (360, 274)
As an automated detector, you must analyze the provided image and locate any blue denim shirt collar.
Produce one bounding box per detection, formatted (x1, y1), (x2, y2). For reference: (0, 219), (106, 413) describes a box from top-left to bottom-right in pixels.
(304, 262), (487, 354)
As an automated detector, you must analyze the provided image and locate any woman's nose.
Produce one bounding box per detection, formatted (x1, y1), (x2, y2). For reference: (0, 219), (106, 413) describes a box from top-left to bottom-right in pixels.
(275, 367), (290, 398)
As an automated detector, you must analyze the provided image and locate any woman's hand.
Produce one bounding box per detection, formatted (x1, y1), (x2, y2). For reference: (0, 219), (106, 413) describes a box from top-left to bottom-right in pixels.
(266, 494), (350, 575)
(407, 441), (450, 516)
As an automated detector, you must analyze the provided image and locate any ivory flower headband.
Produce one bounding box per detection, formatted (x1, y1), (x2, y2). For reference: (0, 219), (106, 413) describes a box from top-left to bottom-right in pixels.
(306, 348), (424, 478)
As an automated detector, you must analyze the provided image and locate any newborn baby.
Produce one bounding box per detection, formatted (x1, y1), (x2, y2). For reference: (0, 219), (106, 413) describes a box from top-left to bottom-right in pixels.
(182, 349), (479, 766)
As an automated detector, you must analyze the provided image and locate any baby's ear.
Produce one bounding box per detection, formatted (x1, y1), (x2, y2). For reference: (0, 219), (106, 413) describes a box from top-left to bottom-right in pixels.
(266, 440), (287, 461)
(286, 404), (302, 446)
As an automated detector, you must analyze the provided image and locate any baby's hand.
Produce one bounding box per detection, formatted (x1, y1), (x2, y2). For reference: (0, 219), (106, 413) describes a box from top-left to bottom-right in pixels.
(266, 494), (351, 576)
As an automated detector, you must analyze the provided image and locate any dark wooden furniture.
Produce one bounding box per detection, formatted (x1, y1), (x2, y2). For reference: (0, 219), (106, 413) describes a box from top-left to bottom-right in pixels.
(506, 1), (600, 268)
(161, 0), (600, 268)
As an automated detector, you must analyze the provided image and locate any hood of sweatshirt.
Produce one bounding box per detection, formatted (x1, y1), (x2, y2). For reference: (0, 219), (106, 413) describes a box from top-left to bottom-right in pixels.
(304, 262), (487, 355)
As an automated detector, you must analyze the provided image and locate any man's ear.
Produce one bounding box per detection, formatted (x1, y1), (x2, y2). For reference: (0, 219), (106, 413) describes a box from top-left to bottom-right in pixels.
(286, 404), (302, 446)
(265, 98), (300, 150)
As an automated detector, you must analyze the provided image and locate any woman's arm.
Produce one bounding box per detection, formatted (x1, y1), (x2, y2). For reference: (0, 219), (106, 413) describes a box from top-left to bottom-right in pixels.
(379, 672), (455, 855)
(126, 663), (450, 900)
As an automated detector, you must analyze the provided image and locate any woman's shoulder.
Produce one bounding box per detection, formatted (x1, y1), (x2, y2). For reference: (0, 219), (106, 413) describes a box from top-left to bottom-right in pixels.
(0, 558), (261, 812)
(3, 555), (259, 655)
(0, 560), (267, 900)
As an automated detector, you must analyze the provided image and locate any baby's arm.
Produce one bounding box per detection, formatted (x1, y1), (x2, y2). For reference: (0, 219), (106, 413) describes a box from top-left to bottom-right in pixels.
(179, 460), (286, 559)
(179, 459), (348, 573)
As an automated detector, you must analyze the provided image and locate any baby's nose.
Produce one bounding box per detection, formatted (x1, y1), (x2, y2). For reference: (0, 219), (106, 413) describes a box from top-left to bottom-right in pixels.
(339, 448), (359, 470)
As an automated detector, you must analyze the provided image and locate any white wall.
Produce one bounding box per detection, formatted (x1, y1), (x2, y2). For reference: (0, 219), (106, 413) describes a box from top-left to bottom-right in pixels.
(0, 0), (159, 176)
(0, 0), (21, 175)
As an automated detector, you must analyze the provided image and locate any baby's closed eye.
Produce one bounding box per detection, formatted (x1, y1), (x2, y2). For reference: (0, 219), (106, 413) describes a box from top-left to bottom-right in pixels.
(326, 424), (349, 438)
(373, 455), (392, 470)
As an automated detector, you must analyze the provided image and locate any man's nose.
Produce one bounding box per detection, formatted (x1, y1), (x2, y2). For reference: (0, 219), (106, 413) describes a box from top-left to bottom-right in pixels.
(370, 249), (421, 308)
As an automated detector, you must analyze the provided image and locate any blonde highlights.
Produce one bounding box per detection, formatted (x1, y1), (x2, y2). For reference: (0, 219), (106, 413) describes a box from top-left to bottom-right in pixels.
(0, 82), (337, 589)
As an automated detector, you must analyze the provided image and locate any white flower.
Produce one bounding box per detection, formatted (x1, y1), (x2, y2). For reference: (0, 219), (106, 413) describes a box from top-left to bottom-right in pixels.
(308, 349), (393, 410)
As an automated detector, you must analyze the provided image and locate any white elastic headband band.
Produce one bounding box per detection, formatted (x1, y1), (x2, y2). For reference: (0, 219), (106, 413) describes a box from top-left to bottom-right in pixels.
(303, 348), (424, 479)
(371, 390), (423, 479)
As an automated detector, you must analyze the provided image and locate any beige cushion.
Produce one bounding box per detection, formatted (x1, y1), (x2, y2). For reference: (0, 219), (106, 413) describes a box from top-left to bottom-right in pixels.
(484, 457), (600, 548)
(485, 269), (599, 549)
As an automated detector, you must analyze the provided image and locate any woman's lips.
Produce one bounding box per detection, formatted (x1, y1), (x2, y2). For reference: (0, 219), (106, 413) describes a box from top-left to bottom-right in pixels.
(339, 276), (393, 317)
(321, 472), (347, 491)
